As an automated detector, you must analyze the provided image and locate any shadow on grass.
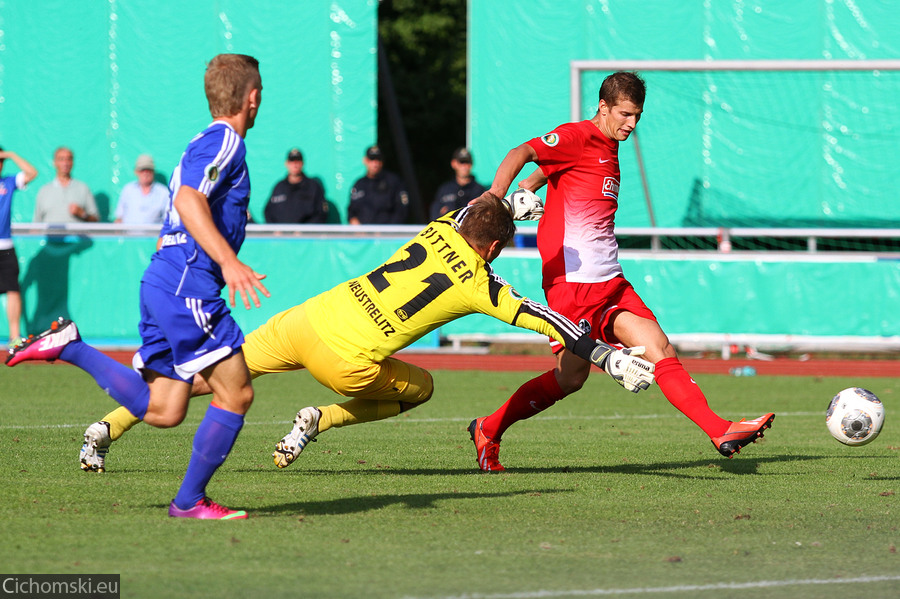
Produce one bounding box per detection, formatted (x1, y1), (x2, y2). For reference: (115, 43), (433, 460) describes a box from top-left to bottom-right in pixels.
(153, 488), (575, 516)
(590, 453), (825, 477)
(230, 453), (827, 480)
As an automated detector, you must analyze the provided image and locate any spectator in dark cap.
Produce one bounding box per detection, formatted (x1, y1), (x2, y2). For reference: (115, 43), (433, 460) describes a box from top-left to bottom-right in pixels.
(347, 145), (409, 225)
(264, 147), (329, 224)
(430, 147), (485, 220)
(366, 146), (383, 161)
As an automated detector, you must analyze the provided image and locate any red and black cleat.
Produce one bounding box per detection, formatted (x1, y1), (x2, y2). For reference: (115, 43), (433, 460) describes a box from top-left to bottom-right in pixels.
(711, 413), (775, 458)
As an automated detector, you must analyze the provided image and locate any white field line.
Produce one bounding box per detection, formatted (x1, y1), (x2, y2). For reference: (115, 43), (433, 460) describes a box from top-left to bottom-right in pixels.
(405, 574), (900, 599)
(0, 412), (823, 431)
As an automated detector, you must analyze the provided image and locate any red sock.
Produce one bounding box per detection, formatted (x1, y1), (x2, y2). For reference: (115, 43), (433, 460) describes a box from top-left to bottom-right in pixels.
(655, 357), (730, 437)
(482, 370), (565, 440)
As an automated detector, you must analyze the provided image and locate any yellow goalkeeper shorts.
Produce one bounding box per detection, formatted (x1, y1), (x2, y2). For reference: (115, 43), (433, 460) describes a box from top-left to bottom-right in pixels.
(242, 303), (432, 402)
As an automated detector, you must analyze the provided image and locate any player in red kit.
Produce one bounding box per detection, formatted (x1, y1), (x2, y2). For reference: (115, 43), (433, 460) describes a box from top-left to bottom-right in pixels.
(468, 71), (774, 471)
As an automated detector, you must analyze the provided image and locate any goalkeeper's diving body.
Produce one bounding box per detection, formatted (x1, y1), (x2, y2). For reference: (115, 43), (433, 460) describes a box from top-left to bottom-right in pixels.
(65, 194), (655, 472)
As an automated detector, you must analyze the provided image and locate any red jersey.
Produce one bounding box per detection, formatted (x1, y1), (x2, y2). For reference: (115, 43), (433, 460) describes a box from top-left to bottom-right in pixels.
(527, 120), (623, 287)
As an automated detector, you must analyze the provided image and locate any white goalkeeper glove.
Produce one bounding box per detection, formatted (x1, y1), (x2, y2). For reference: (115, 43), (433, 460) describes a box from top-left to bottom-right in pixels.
(502, 188), (544, 221)
(589, 344), (655, 393)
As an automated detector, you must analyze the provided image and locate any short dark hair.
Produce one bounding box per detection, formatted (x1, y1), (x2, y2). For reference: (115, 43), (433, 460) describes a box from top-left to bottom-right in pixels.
(459, 194), (516, 251)
(599, 71), (646, 107)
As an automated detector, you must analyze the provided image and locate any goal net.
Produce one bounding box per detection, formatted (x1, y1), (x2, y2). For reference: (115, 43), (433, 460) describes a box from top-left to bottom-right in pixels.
(571, 60), (900, 253)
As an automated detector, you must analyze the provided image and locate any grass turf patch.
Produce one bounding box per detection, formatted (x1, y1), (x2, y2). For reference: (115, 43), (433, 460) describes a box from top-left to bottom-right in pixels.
(1, 363), (899, 598)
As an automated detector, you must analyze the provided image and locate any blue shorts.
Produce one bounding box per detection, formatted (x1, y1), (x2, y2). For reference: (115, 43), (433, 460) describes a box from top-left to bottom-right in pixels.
(134, 282), (245, 382)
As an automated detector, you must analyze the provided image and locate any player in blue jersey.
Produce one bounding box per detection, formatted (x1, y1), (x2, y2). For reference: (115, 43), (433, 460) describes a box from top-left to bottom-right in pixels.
(0, 147), (39, 346)
(6, 54), (268, 520)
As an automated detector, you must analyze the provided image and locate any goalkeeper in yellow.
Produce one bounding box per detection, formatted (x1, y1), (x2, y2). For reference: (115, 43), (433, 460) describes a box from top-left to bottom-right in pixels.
(78, 194), (654, 472)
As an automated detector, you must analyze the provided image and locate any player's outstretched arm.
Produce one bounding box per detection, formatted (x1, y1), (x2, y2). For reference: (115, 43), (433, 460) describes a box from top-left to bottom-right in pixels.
(517, 167), (547, 193)
(484, 292), (654, 394)
(589, 343), (655, 393)
(488, 143), (538, 199)
(0, 150), (38, 185)
(173, 186), (270, 309)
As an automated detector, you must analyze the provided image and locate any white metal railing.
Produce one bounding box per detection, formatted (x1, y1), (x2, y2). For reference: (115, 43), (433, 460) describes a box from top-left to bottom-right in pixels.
(444, 332), (900, 358)
(10, 222), (423, 239)
(11, 223), (900, 254)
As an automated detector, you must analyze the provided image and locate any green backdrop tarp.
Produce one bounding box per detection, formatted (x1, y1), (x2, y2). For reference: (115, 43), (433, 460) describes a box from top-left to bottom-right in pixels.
(0, 1), (378, 224)
(469, 1), (900, 228)
(3, 234), (898, 345)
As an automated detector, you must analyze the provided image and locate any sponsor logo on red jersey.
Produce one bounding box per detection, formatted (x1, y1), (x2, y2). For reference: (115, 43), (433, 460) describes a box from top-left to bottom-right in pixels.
(603, 177), (619, 199)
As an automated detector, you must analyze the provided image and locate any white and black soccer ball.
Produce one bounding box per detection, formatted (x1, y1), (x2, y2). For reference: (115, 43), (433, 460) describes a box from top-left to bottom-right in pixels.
(826, 387), (885, 446)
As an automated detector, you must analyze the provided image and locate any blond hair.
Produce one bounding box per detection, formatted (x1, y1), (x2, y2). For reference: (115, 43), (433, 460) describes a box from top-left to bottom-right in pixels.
(204, 54), (261, 118)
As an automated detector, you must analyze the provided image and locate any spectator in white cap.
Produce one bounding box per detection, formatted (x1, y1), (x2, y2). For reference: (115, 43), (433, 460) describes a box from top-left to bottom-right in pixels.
(114, 154), (169, 225)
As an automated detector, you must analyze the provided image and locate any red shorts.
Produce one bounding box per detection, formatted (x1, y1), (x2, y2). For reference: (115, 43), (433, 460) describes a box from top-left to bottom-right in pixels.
(544, 276), (656, 352)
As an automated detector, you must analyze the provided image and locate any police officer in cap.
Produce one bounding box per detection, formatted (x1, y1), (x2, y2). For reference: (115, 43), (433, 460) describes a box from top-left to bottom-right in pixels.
(347, 145), (409, 225)
(264, 148), (329, 224)
(430, 147), (485, 220)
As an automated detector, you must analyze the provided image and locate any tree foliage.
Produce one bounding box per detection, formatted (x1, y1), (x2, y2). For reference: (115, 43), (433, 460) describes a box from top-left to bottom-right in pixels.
(378, 0), (469, 222)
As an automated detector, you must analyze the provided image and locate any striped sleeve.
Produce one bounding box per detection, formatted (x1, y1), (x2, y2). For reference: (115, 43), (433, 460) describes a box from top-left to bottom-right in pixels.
(472, 268), (597, 361)
(198, 125), (241, 196)
(512, 298), (597, 361)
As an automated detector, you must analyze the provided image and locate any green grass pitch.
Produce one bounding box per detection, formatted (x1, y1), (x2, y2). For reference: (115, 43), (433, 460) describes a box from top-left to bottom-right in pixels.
(1, 362), (899, 598)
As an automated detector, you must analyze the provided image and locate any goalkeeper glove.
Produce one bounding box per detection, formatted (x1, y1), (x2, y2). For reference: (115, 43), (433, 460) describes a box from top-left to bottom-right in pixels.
(589, 343), (655, 393)
(502, 188), (544, 221)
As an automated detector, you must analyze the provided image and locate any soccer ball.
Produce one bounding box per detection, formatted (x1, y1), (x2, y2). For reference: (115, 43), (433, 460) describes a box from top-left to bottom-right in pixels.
(826, 387), (885, 446)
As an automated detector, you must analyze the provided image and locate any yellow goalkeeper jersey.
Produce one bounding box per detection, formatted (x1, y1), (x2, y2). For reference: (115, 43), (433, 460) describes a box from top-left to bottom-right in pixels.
(304, 209), (595, 365)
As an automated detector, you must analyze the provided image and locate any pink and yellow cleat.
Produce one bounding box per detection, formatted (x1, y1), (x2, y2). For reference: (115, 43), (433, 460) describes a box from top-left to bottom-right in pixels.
(6, 317), (80, 366)
(168, 497), (248, 520)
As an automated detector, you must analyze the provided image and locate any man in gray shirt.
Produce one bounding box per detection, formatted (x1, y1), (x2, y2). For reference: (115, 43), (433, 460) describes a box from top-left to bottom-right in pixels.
(34, 147), (98, 223)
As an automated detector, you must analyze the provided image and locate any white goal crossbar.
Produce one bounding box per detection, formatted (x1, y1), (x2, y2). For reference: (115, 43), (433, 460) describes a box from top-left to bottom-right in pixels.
(570, 59), (900, 121)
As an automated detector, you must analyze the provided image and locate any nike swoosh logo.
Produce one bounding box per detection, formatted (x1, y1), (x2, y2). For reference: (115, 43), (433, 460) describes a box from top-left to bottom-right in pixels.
(598, 158), (610, 164)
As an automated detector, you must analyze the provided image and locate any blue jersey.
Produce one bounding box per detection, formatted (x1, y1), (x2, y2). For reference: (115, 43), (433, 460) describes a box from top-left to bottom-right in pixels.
(0, 173), (20, 242)
(143, 121), (251, 298)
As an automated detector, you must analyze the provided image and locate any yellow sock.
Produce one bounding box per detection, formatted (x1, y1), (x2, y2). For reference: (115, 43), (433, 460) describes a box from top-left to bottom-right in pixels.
(317, 398), (402, 432)
(102, 406), (142, 441)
